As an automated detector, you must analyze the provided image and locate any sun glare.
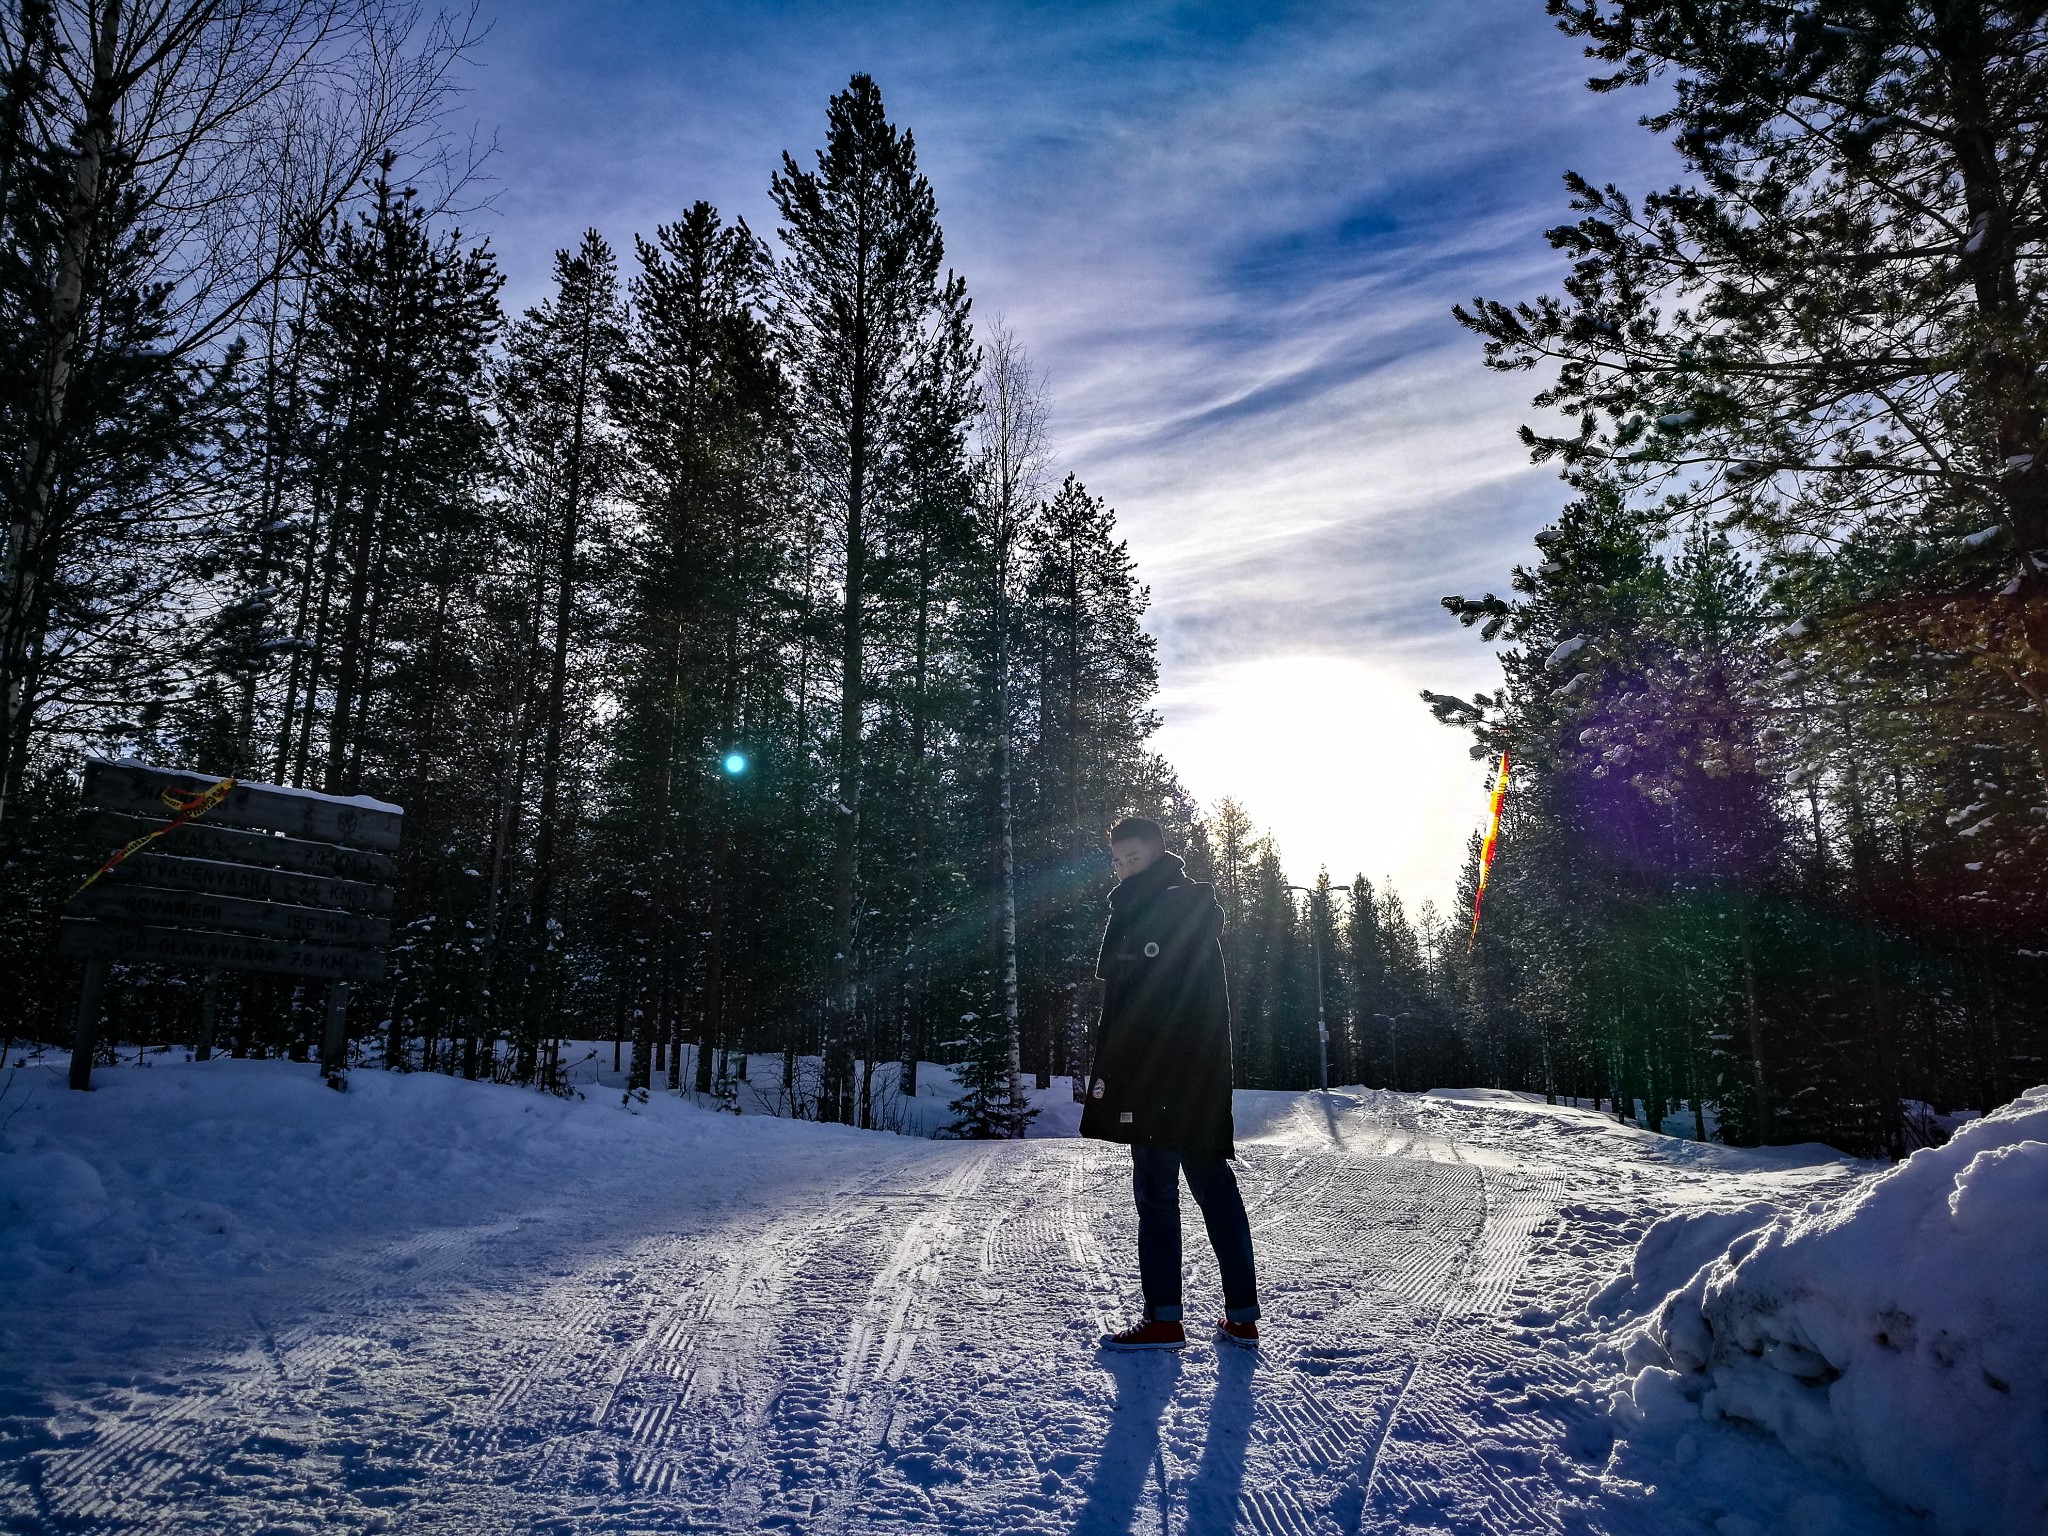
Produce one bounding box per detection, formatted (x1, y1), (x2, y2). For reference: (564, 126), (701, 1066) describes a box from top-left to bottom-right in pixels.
(1153, 655), (1483, 913)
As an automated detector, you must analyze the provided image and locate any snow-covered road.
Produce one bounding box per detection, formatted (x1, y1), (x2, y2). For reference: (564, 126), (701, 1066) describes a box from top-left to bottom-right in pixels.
(1, 1064), (1890, 1534)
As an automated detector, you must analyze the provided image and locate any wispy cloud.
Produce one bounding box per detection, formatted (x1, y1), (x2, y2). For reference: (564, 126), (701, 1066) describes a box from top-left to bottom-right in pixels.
(466, 0), (1679, 907)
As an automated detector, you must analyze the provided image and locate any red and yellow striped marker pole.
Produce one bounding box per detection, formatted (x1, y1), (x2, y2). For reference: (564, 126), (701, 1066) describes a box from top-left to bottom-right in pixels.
(1467, 751), (1509, 952)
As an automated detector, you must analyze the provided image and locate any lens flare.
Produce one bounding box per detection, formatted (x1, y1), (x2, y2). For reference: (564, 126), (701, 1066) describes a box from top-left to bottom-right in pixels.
(1152, 654), (1486, 913)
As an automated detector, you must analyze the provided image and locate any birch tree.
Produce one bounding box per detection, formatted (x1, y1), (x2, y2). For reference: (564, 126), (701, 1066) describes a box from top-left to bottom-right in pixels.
(971, 321), (1049, 1126)
(0, 0), (481, 827)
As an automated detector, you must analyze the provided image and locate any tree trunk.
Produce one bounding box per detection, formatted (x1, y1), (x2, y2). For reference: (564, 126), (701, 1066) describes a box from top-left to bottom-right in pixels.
(900, 543), (935, 1101)
(696, 630), (737, 1098)
(1840, 711), (1904, 1158)
(524, 301), (597, 1078)
(274, 482), (327, 781)
(825, 373), (868, 1126)
(1736, 903), (1769, 1143)
(324, 175), (403, 792)
(1944, 30), (2048, 785)
(0, 0), (120, 827)
(1056, 547), (1084, 1094)
(997, 665), (1022, 1119)
(478, 597), (541, 1075)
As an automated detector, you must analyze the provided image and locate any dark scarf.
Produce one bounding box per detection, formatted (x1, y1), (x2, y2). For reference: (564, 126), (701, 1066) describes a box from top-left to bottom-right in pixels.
(1097, 851), (1185, 976)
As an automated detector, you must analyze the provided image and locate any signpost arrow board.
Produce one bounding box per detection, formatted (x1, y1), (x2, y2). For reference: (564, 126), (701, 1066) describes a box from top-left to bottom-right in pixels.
(57, 919), (389, 983)
(64, 760), (405, 1089)
(82, 760), (402, 851)
(100, 851), (393, 915)
(80, 813), (396, 885)
(69, 884), (392, 947)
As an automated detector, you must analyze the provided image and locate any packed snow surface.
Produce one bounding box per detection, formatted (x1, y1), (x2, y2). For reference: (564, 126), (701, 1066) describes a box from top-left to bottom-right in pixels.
(0, 1056), (2011, 1533)
(1621, 1086), (2048, 1536)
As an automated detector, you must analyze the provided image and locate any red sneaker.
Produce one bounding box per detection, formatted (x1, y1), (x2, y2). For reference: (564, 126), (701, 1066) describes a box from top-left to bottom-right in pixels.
(1101, 1318), (1187, 1351)
(1216, 1318), (1259, 1347)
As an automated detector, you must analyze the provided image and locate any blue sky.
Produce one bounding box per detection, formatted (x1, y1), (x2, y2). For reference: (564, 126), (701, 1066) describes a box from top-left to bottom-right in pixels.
(458, 0), (1677, 914)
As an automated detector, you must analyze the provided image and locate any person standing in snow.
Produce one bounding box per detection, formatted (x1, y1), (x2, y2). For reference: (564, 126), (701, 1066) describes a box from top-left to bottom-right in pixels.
(1082, 815), (1260, 1350)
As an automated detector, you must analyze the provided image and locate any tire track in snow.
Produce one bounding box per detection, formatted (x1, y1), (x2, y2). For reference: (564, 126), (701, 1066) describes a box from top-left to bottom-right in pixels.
(1350, 1166), (1573, 1535)
(809, 1148), (997, 1530)
(836, 1152), (992, 1405)
(681, 1149), (1001, 1533)
(1061, 1144), (1124, 1340)
(460, 1155), (976, 1530)
(20, 1158), (926, 1532)
(21, 1216), (530, 1533)
(1233, 1147), (1486, 1536)
(906, 1139), (1491, 1536)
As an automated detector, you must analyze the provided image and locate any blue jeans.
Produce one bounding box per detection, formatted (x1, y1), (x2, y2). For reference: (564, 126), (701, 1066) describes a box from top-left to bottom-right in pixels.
(1131, 1144), (1260, 1324)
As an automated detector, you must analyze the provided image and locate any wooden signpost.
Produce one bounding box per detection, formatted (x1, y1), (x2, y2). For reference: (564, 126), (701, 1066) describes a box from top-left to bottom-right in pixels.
(59, 760), (404, 1090)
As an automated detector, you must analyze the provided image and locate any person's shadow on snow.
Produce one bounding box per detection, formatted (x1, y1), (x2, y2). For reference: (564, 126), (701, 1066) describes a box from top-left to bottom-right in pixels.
(1182, 1345), (1255, 1533)
(1071, 1351), (1180, 1535)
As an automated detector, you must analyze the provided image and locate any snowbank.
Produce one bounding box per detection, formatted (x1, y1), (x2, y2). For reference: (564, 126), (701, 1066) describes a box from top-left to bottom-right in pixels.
(1617, 1086), (2048, 1535)
(0, 1055), (846, 1293)
(1424, 1086), (1539, 1103)
(0, 1052), (1086, 1296)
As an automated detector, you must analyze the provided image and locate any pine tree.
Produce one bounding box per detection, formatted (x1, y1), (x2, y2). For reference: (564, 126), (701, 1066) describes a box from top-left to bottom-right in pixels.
(1306, 868), (1341, 1089)
(185, 162), (508, 1076)
(606, 201), (788, 1096)
(4, 59), (1225, 1125)
(855, 271), (978, 1127)
(772, 74), (974, 1124)
(1457, 1), (2048, 787)
(495, 232), (626, 1085)
(874, 355), (977, 1103)
(1340, 874), (1387, 1086)
(1203, 798), (1263, 1082)
(281, 166), (503, 796)
(944, 1003), (1037, 1138)
(0, 7), (233, 823)
(1019, 474), (1165, 1080)
(1434, 6), (2048, 1151)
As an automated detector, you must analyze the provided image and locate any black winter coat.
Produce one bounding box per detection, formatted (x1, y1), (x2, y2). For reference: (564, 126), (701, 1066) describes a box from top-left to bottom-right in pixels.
(1079, 851), (1236, 1158)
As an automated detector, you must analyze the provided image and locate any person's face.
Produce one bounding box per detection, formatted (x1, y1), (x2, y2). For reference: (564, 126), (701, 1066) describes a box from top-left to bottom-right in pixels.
(1110, 838), (1162, 883)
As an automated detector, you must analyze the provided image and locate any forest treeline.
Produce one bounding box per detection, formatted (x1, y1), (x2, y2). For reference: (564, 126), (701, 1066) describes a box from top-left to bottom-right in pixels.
(1417, 0), (2048, 1156)
(0, 2), (1454, 1133)
(10, 1), (2041, 1158)
(0, 1), (1198, 1128)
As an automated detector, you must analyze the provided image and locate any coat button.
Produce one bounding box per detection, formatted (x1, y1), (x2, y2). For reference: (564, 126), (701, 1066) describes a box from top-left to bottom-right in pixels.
(1143, 941), (1160, 958)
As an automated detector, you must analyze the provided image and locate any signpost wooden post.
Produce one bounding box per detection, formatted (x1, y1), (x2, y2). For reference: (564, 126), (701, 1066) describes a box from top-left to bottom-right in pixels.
(60, 760), (404, 1089)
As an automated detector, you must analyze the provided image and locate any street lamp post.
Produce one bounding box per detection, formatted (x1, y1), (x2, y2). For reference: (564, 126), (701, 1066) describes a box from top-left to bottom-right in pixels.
(1286, 885), (1331, 1093)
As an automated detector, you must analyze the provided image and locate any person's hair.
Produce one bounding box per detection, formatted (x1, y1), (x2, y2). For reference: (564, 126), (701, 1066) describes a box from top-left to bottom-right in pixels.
(1107, 815), (1165, 848)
